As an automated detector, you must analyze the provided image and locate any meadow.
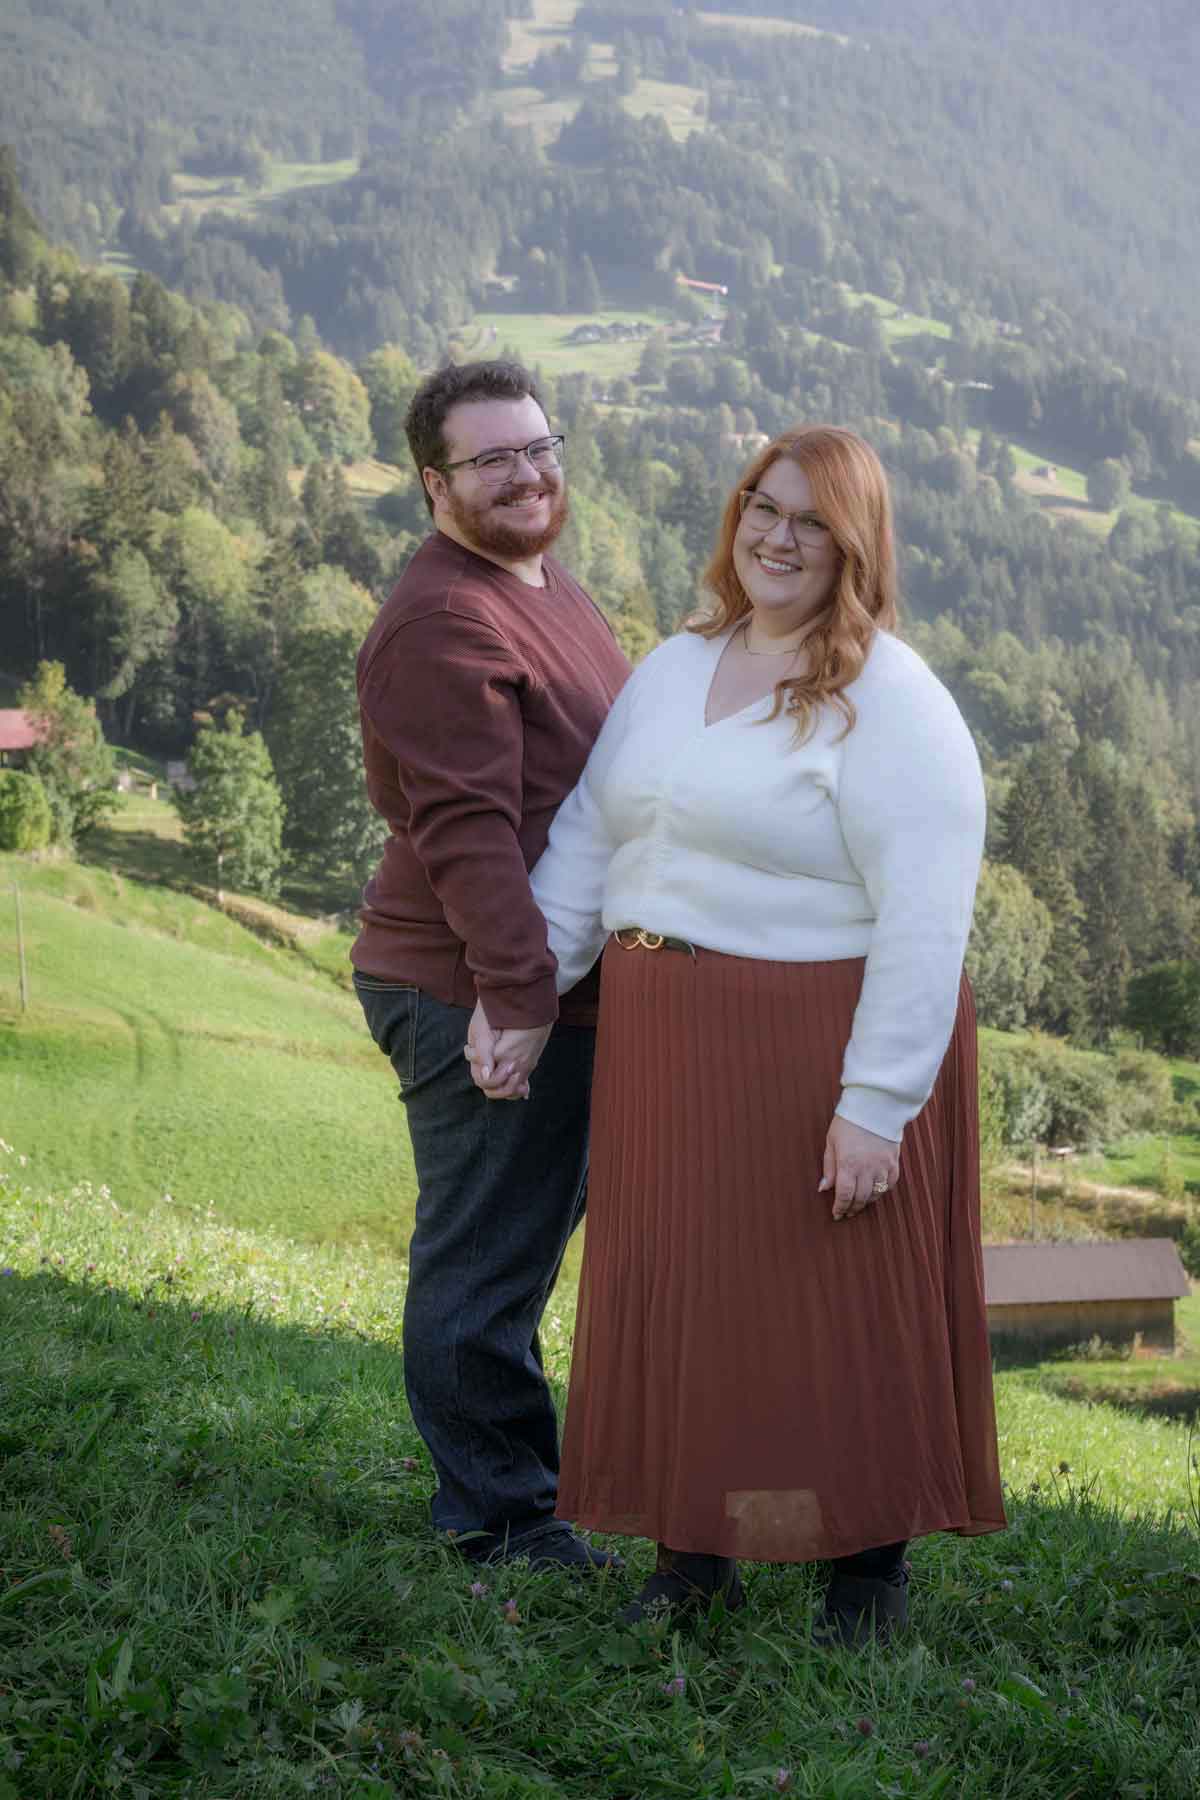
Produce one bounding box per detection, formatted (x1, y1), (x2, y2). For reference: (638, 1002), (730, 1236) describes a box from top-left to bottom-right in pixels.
(2, 1154), (1199, 1799)
(0, 842), (413, 1251)
(3, 830), (1199, 1793)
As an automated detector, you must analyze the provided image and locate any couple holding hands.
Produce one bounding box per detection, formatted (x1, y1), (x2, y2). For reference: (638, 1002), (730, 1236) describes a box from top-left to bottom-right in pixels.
(352, 359), (1003, 1648)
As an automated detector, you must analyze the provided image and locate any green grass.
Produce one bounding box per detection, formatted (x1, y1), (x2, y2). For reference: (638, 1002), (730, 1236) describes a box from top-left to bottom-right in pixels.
(1, 1159), (1198, 1798)
(160, 158), (359, 230)
(1030, 1291), (1200, 1423)
(844, 287), (953, 343)
(0, 848), (411, 1251)
(460, 311), (665, 380)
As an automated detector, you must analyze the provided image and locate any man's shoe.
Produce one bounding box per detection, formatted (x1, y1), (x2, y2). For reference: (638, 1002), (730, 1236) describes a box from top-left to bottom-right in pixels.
(619, 1546), (744, 1625)
(473, 1523), (624, 1573)
(812, 1567), (909, 1650)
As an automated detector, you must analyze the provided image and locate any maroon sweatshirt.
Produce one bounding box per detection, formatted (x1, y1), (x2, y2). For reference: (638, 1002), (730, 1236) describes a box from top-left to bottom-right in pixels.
(352, 532), (631, 1028)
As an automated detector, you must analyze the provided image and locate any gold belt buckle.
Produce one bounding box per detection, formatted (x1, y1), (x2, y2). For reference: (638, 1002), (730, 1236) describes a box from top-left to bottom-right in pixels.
(616, 927), (664, 951)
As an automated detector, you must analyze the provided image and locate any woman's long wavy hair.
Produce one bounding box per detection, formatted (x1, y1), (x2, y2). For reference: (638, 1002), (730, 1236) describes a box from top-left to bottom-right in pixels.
(692, 426), (899, 742)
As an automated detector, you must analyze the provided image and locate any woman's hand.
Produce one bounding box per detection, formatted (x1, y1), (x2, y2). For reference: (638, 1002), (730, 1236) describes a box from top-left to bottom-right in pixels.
(464, 998), (552, 1100)
(819, 1115), (901, 1220)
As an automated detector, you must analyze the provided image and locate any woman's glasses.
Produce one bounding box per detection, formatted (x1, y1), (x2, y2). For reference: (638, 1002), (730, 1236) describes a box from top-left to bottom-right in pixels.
(738, 489), (830, 547)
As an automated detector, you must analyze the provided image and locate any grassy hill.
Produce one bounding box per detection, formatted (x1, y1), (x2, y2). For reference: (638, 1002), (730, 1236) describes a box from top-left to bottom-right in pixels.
(0, 842), (416, 1253)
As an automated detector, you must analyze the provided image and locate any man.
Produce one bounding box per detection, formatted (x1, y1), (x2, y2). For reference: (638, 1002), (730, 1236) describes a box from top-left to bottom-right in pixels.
(353, 360), (630, 1568)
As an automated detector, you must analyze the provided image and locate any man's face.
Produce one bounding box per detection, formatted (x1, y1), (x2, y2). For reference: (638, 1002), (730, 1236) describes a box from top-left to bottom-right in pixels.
(428, 396), (568, 562)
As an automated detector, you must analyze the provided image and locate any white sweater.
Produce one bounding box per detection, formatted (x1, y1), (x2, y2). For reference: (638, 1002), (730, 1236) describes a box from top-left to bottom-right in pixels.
(530, 624), (985, 1142)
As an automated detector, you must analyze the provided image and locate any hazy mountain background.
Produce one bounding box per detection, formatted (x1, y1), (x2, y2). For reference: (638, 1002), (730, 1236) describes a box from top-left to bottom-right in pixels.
(2, 0), (1200, 1044)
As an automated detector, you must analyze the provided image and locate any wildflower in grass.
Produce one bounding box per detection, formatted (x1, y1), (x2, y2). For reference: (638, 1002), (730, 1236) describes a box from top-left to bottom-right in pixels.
(914, 1740), (931, 1758)
(469, 1581), (489, 1598)
(662, 1673), (686, 1698)
(190, 1311), (201, 1321)
(1058, 1460), (1071, 1474)
(1000, 1578), (1014, 1592)
(502, 1598), (520, 1624)
(0, 1268), (13, 1277)
(856, 1716), (875, 1737)
(48, 1524), (73, 1559)
(400, 1457), (419, 1472)
(774, 1770), (793, 1792)
(961, 1677), (976, 1694)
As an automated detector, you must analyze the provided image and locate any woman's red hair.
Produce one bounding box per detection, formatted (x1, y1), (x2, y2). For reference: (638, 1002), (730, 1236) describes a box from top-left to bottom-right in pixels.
(692, 425), (899, 740)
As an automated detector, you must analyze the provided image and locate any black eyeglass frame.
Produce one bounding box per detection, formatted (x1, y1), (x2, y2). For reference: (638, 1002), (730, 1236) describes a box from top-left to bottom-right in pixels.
(441, 434), (567, 483)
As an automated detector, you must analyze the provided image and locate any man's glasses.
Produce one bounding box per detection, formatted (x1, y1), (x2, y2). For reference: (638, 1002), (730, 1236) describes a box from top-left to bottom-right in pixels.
(442, 435), (566, 486)
(738, 489), (830, 547)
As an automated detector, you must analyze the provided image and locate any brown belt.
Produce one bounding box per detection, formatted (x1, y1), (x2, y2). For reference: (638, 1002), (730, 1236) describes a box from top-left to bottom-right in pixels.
(614, 927), (696, 958)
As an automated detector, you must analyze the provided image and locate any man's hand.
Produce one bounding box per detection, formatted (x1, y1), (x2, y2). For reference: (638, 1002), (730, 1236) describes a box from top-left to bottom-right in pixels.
(464, 998), (553, 1100)
(819, 1114), (902, 1220)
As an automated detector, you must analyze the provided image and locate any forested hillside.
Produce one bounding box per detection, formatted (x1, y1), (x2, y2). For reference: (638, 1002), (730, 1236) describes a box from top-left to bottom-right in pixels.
(2, 1), (1199, 1051)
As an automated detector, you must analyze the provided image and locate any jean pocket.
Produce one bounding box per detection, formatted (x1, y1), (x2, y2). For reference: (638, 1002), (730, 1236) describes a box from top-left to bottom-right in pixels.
(354, 977), (419, 1087)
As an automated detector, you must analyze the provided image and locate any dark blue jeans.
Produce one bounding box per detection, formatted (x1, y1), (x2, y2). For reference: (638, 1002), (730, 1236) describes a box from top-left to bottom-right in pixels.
(355, 975), (593, 1552)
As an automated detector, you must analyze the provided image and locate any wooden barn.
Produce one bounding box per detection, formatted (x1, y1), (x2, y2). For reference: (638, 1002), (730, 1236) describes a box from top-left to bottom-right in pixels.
(983, 1240), (1190, 1358)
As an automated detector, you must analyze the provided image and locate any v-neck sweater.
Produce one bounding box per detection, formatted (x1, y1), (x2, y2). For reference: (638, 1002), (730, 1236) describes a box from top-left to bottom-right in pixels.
(529, 625), (985, 1140)
(353, 532), (631, 1027)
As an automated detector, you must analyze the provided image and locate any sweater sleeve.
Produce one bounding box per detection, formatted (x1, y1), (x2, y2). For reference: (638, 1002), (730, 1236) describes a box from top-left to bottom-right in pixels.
(530, 671), (637, 993)
(834, 664), (985, 1141)
(359, 611), (559, 1028)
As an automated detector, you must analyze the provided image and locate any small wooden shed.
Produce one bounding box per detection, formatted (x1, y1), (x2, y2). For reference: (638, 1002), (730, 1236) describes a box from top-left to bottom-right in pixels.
(983, 1240), (1190, 1358)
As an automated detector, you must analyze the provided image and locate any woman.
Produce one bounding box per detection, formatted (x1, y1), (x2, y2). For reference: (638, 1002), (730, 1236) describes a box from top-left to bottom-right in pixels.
(469, 426), (1005, 1644)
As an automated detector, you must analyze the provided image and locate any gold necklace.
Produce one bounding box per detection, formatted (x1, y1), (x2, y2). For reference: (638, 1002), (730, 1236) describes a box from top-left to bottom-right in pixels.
(739, 620), (805, 658)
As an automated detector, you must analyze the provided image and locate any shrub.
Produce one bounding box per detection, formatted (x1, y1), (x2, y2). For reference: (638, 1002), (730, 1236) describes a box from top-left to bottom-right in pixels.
(1112, 1049), (1176, 1133)
(0, 769), (53, 851)
(978, 1033), (1166, 1150)
(1178, 1216), (1200, 1281)
(979, 1041), (1051, 1146)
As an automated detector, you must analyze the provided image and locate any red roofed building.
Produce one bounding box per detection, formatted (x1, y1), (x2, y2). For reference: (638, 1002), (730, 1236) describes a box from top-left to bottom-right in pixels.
(0, 710), (43, 768)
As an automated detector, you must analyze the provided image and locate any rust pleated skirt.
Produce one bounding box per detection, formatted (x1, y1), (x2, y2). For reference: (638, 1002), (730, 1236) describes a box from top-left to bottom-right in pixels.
(556, 940), (1006, 1561)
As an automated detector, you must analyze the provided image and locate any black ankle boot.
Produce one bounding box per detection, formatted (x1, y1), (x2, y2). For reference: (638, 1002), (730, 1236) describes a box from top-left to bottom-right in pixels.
(619, 1544), (745, 1625)
(812, 1564), (909, 1650)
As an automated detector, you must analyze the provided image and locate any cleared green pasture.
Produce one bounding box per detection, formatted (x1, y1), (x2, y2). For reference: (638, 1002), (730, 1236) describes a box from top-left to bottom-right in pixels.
(463, 310), (664, 380)
(622, 78), (707, 140)
(160, 157), (359, 228)
(847, 286), (953, 342)
(502, 0), (578, 73)
(0, 852), (412, 1249)
(698, 10), (852, 46)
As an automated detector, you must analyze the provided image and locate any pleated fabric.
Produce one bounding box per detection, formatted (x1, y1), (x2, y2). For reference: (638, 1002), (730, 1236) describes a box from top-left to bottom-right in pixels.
(557, 940), (1006, 1561)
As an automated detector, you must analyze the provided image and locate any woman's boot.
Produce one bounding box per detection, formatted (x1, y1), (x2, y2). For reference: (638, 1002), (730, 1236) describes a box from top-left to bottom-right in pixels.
(813, 1541), (909, 1649)
(620, 1543), (745, 1625)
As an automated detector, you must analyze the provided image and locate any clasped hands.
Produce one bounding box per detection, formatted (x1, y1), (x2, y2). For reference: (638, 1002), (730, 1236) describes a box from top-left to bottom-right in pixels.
(463, 998), (552, 1102)
(464, 999), (900, 1217)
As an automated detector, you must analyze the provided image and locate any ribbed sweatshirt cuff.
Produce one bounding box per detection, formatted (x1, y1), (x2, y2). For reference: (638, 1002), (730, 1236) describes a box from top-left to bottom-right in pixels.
(476, 973), (561, 1030)
(835, 1086), (909, 1144)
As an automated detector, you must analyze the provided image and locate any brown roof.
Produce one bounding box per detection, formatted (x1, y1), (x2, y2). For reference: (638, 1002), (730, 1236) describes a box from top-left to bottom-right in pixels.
(984, 1240), (1190, 1306)
(0, 709), (42, 751)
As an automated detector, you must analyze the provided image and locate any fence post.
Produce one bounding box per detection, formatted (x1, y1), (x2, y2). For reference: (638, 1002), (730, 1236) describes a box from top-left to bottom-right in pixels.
(13, 884), (29, 1014)
(1029, 1141), (1039, 1240)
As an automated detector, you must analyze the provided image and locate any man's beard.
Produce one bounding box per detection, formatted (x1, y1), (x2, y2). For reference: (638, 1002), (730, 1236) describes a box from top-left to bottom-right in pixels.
(446, 481), (569, 562)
